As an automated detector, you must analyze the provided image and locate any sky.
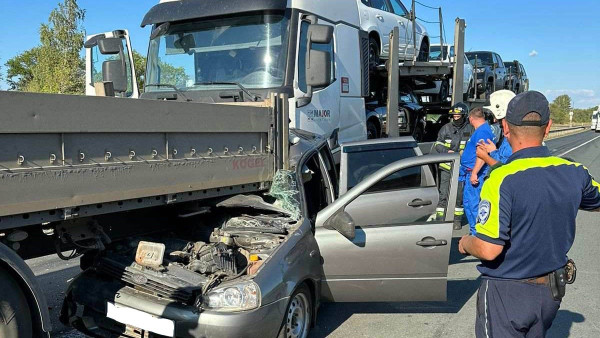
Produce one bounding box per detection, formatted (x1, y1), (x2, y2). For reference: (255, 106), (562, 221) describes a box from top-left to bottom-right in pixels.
(0, 0), (598, 108)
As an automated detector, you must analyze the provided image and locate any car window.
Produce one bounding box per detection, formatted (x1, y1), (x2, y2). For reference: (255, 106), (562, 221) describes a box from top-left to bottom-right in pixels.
(361, 0), (370, 5)
(346, 147), (432, 193)
(520, 64), (526, 75)
(495, 54), (504, 66)
(449, 46), (455, 58)
(370, 0), (390, 12)
(389, 0), (408, 16)
(298, 20), (335, 93)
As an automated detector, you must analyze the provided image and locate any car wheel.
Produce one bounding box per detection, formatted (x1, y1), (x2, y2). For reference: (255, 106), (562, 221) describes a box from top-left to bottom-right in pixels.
(480, 80), (493, 99)
(413, 124), (425, 142)
(0, 266), (33, 338)
(367, 120), (379, 139)
(464, 79), (474, 101)
(417, 39), (429, 62)
(278, 285), (312, 338)
(369, 37), (380, 70)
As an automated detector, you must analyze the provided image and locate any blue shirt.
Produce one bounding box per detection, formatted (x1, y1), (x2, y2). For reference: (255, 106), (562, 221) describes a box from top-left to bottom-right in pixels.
(475, 146), (600, 279)
(490, 138), (512, 164)
(461, 122), (495, 172)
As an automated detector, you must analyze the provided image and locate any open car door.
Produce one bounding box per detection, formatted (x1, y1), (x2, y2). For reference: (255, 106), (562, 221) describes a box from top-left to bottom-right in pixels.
(315, 140), (459, 302)
(84, 29), (139, 98)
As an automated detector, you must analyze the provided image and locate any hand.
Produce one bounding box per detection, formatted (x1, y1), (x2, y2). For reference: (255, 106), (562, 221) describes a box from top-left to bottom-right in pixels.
(470, 172), (479, 186)
(476, 145), (489, 159)
(448, 150), (455, 153)
(458, 235), (470, 255)
(479, 139), (497, 153)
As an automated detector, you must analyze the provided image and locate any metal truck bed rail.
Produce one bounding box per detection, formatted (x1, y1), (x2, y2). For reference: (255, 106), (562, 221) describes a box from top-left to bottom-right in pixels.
(0, 91), (277, 229)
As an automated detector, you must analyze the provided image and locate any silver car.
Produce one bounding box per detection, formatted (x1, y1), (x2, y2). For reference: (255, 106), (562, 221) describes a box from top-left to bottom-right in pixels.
(62, 134), (460, 338)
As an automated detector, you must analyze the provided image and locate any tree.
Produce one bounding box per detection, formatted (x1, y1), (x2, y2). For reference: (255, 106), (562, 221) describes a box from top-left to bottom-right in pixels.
(5, 0), (85, 94)
(132, 50), (146, 92)
(549, 94), (571, 124)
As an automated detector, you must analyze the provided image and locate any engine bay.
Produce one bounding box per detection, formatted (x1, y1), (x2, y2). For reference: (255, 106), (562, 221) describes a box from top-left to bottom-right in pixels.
(82, 194), (298, 308)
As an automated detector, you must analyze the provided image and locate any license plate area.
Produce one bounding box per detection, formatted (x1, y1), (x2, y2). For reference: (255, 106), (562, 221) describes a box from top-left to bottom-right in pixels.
(106, 302), (175, 337)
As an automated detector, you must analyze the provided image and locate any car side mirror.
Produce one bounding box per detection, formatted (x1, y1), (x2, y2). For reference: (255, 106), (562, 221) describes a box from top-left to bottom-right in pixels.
(323, 211), (356, 240)
(102, 60), (128, 93)
(297, 24), (334, 108)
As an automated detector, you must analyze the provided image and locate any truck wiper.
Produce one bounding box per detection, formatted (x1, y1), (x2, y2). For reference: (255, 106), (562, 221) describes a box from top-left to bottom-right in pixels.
(195, 81), (259, 102)
(145, 83), (193, 102)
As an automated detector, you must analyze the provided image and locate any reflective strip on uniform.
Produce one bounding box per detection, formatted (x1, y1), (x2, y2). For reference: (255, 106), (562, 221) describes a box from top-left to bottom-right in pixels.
(435, 141), (451, 149)
(476, 157), (584, 239)
(439, 163), (452, 171)
(436, 208), (445, 217)
(454, 208), (464, 216)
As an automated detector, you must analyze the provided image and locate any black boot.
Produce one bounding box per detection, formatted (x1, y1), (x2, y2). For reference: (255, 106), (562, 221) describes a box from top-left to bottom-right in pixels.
(453, 217), (462, 230)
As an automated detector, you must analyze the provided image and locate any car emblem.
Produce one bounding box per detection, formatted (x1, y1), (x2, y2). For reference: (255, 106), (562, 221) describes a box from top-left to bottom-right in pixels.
(131, 273), (148, 285)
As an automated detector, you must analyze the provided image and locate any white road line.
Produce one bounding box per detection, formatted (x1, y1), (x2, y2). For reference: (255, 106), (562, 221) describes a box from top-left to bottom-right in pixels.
(558, 135), (600, 157)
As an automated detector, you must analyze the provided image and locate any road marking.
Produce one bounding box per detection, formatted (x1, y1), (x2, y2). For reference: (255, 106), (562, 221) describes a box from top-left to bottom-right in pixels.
(558, 135), (600, 157)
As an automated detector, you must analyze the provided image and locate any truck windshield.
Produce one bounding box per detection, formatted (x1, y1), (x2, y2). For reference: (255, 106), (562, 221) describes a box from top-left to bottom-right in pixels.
(146, 14), (290, 92)
(430, 46), (454, 61)
(466, 52), (493, 67)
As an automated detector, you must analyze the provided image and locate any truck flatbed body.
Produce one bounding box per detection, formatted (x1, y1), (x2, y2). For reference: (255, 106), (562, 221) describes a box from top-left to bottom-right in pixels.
(0, 91), (276, 229)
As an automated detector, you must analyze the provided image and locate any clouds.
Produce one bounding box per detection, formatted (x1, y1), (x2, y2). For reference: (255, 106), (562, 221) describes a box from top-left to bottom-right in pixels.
(544, 89), (599, 108)
(529, 50), (538, 57)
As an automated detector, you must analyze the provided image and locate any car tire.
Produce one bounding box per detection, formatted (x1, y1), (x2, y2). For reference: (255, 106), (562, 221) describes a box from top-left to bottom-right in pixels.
(413, 124), (425, 142)
(367, 120), (379, 139)
(369, 37), (380, 70)
(0, 266), (33, 338)
(278, 284), (312, 338)
(417, 39), (429, 62)
(480, 80), (493, 99)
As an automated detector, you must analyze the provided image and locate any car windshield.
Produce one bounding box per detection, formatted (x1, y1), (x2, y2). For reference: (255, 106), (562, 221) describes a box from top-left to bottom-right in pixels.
(504, 62), (516, 72)
(429, 46), (445, 61)
(466, 52), (493, 66)
(145, 13), (290, 92)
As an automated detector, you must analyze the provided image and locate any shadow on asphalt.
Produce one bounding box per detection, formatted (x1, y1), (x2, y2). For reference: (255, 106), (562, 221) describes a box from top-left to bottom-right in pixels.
(449, 237), (480, 265)
(35, 265), (82, 334)
(310, 278), (480, 337)
(547, 310), (585, 338)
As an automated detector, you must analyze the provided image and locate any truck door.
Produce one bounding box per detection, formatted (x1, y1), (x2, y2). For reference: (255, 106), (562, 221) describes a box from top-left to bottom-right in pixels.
(315, 140), (459, 302)
(84, 30), (139, 98)
(292, 17), (340, 146)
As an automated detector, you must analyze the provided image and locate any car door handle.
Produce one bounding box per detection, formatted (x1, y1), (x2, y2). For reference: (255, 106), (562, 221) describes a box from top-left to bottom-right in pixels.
(416, 237), (448, 247)
(408, 199), (432, 207)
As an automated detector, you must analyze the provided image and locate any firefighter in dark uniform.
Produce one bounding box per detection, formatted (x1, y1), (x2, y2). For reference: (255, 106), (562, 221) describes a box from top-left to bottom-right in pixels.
(459, 91), (600, 337)
(434, 102), (473, 229)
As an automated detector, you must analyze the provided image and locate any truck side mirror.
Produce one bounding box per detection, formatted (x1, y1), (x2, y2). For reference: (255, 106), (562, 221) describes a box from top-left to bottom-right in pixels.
(97, 38), (123, 55)
(297, 24), (334, 108)
(103, 60), (128, 94)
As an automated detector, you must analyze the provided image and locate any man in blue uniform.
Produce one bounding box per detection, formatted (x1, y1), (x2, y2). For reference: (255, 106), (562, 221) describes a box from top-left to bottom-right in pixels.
(477, 90), (515, 167)
(460, 107), (496, 234)
(459, 91), (600, 337)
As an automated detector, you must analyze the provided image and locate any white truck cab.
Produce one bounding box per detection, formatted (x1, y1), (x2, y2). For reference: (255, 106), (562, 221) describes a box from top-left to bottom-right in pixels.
(592, 110), (598, 131)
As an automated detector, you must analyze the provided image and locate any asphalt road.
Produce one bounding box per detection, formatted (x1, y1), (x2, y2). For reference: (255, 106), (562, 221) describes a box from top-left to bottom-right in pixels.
(28, 130), (600, 338)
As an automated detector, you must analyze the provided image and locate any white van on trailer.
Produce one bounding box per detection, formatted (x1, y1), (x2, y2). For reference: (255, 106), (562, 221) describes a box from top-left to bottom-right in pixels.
(592, 109), (598, 130)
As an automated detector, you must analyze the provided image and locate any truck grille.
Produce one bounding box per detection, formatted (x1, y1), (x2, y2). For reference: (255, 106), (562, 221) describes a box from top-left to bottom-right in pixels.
(97, 259), (195, 304)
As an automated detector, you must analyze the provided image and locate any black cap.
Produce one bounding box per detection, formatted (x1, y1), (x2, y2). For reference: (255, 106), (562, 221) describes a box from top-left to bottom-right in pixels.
(506, 91), (550, 126)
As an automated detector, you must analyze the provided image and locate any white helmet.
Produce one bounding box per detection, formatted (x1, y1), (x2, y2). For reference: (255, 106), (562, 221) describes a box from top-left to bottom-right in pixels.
(484, 90), (516, 120)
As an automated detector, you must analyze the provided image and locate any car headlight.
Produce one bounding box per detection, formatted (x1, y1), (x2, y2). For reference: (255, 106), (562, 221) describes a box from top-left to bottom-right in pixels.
(476, 68), (485, 73)
(202, 280), (261, 312)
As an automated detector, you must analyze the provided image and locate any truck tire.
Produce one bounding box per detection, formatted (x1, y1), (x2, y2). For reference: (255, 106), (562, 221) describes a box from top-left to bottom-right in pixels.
(0, 266), (33, 338)
(278, 284), (312, 338)
(369, 37), (380, 70)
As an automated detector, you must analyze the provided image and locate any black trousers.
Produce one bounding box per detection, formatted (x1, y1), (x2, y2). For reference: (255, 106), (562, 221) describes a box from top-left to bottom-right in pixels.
(437, 169), (464, 211)
(476, 279), (561, 338)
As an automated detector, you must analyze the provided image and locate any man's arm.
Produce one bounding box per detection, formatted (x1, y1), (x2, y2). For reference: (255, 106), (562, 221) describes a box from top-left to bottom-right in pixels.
(434, 125), (450, 153)
(459, 235), (503, 260)
(580, 169), (600, 212)
(477, 145), (499, 167)
(470, 157), (486, 185)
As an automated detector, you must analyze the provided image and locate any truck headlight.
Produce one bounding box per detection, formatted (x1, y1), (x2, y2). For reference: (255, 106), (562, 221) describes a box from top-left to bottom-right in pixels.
(203, 281), (260, 312)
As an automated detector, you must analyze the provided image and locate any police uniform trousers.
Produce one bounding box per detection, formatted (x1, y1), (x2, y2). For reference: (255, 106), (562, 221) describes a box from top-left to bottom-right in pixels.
(476, 279), (560, 337)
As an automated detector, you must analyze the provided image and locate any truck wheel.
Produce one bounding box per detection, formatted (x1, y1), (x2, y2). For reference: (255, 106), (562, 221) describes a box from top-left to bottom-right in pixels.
(367, 120), (379, 139)
(0, 266), (33, 338)
(278, 284), (312, 338)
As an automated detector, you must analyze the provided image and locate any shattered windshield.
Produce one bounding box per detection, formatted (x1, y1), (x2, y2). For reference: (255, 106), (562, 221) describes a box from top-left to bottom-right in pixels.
(267, 170), (301, 221)
(145, 13), (290, 92)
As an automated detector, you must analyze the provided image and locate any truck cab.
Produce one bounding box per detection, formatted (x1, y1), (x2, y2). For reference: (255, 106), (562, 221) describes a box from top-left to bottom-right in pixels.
(592, 110), (598, 131)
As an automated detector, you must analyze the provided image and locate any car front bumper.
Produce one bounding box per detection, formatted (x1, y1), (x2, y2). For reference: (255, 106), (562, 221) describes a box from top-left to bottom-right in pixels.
(62, 271), (288, 338)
